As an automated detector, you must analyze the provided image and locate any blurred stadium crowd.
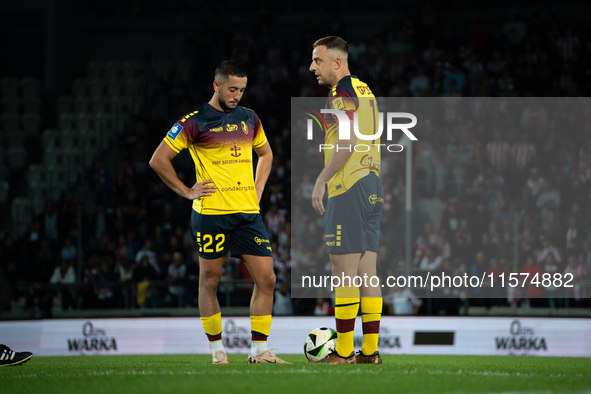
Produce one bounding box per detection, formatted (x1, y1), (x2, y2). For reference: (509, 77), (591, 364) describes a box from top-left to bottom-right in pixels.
(1, 2), (591, 317)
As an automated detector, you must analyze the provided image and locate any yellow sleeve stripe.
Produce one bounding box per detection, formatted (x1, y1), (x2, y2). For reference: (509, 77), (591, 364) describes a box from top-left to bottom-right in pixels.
(253, 136), (267, 149)
(164, 138), (181, 153)
(181, 111), (198, 123)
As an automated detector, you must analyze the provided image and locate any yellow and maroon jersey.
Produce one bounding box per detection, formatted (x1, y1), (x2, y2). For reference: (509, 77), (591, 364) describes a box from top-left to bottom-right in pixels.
(164, 103), (267, 215)
(324, 75), (381, 198)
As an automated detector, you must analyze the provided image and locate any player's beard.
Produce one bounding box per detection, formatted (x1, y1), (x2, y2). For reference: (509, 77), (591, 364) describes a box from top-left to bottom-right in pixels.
(316, 73), (332, 87)
(218, 97), (238, 112)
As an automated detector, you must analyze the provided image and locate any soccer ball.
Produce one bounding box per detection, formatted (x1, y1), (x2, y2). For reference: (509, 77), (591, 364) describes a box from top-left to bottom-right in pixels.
(304, 327), (338, 362)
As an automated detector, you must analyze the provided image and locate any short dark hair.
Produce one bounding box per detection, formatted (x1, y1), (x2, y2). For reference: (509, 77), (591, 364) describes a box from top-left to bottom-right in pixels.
(313, 36), (349, 55)
(214, 60), (247, 81)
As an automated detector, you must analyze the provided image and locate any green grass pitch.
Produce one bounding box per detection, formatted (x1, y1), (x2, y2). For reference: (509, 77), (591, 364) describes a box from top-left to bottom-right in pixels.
(2, 354), (590, 394)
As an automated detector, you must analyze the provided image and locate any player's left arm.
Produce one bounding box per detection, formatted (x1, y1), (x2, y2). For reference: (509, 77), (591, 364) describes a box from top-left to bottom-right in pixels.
(254, 141), (273, 202)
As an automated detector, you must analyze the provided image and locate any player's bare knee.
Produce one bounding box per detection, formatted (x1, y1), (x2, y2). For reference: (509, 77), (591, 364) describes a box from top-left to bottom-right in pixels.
(201, 271), (221, 292)
(358, 268), (377, 278)
(332, 264), (357, 279)
(258, 271), (276, 293)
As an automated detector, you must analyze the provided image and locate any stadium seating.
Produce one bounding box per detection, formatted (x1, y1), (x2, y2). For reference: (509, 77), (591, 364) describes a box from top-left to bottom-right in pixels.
(2, 113), (19, 132)
(56, 95), (73, 114)
(21, 77), (40, 98)
(0, 180), (9, 205)
(2, 98), (20, 116)
(86, 61), (104, 79)
(22, 113), (41, 135)
(10, 197), (32, 237)
(6, 129), (25, 149)
(1, 76), (19, 98)
(42, 128), (59, 149)
(7, 146), (27, 170)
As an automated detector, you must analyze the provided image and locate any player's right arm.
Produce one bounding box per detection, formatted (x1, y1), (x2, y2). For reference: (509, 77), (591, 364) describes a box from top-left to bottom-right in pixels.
(149, 141), (217, 200)
(311, 89), (357, 215)
(311, 140), (353, 215)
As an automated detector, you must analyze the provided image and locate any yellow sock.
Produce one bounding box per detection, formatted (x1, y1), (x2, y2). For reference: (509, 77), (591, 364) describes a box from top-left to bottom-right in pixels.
(251, 315), (272, 340)
(201, 312), (222, 342)
(361, 297), (382, 355)
(251, 315), (272, 355)
(334, 286), (360, 357)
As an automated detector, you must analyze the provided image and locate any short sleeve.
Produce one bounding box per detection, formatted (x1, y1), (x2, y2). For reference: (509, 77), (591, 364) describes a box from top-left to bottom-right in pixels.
(164, 118), (196, 153)
(329, 86), (358, 121)
(252, 113), (267, 149)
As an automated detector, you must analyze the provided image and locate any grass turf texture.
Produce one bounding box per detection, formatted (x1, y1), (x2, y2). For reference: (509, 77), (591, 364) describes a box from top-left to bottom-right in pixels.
(2, 355), (590, 394)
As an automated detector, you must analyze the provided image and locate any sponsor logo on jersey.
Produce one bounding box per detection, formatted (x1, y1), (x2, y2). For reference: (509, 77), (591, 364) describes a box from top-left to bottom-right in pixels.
(332, 97), (345, 110)
(220, 185), (254, 192)
(210, 126), (223, 132)
(361, 155), (383, 171)
(226, 124), (238, 132)
(254, 237), (270, 245)
(356, 85), (373, 96)
(368, 194), (384, 204)
(241, 121), (248, 134)
(167, 123), (183, 140)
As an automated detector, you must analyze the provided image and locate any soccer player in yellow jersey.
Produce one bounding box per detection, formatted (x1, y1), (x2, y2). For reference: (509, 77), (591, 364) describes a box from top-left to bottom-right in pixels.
(149, 61), (290, 364)
(309, 36), (384, 364)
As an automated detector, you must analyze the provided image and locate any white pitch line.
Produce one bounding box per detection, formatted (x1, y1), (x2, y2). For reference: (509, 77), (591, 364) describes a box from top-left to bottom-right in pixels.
(3, 368), (587, 380)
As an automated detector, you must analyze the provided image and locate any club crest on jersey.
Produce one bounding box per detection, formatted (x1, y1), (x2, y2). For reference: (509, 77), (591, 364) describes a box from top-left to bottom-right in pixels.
(241, 121), (248, 134)
(230, 145), (241, 157)
(226, 124), (238, 132)
(167, 123), (183, 140)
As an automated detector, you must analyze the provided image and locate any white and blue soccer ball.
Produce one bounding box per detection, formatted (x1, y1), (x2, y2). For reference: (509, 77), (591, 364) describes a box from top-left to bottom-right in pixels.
(304, 327), (338, 362)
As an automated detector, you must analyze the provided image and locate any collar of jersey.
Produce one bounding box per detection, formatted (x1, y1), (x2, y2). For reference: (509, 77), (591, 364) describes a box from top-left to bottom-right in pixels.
(205, 102), (235, 115)
(335, 75), (358, 86)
